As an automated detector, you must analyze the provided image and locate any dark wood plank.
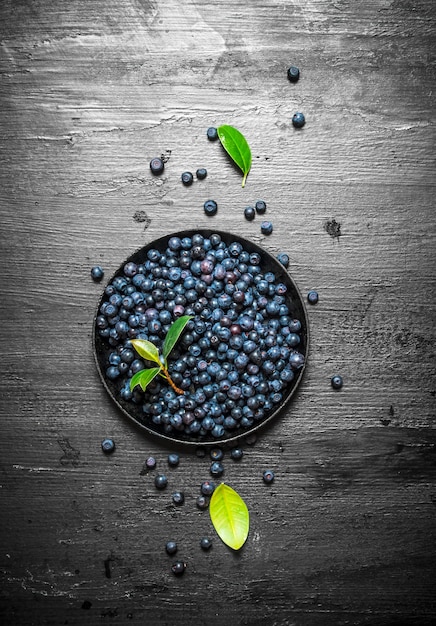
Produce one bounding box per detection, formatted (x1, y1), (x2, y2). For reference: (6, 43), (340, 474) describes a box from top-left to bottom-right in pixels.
(1, 0), (435, 624)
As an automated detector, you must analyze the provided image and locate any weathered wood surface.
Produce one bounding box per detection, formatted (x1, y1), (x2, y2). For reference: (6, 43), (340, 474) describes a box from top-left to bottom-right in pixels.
(1, 0), (435, 624)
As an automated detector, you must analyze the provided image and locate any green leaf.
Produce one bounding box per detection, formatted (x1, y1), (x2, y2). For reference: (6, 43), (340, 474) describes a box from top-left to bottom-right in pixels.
(209, 483), (249, 550)
(217, 125), (252, 187)
(129, 367), (161, 392)
(130, 339), (161, 365)
(162, 315), (193, 361)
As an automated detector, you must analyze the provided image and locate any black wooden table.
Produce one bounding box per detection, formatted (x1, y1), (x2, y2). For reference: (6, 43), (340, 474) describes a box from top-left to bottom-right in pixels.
(1, 1), (435, 624)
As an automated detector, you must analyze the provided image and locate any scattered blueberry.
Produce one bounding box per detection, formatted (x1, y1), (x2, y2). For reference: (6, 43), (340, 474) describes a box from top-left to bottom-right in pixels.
(155, 474), (168, 490)
(287, 65), (300, 82)
(200, 537), (212, 551)
(255, 200), (267, 214)
(171, 560), (186, 576)
(196, 495), (209, 510)
(307, 290), (319, 305)
(277, 253), (290, 268)
(331, 375), (343, 390)
(168, 453), (180, 467)
(206, 127), (218, 141)
(230, 448), (244, 461)
(204, 200), (218, 216)
(172, 491), (185, 505)
(263, 469), (275, 483)
(210, 448), (224, 461)
(210, 461), (224, 477)
(101, 438), (115, 454)
(196, 168), (207, 180)
(261, 221), (273, 235)
(181, 171), (194, 186)
(200, 480), (215, 496)
(150, 157), (164, 175)
(165, 540), (178, 555)
(91, 266), (104, 281)
(244, 206), (255, 221)
(145, 456), (157, 470)
(292, 112), (305, 128)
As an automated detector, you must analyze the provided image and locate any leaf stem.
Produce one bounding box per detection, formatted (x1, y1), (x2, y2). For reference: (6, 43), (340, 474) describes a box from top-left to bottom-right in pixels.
(161, 366), (184, 395)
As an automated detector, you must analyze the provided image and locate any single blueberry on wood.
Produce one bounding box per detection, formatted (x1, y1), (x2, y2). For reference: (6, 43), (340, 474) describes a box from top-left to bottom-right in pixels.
(101, 438), (115, 453)
(307, 290), (319, 305)
(292, 112), (305, 128)
(150, 157), (164, 174)
(331, 375), (343, 390)
(91, 266), (104, 281)
(287, 65), (300, 82)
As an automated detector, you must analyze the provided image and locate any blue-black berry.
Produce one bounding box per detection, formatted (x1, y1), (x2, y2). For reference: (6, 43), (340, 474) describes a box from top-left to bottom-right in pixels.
(331, 375), (343, 390)
(200, 537), (212, 551)
(181, 171), (194, 186)
(101, 438), (115, 454)
(261, 221), (273, 235)
(287, 66), (300, 82)
(200, 480), (215, 496)
(244, 206), (255, 221)
(150, 157), (164, 174)
(255, 200), (267, 214)
(206, 127), (218, 141)
(292, 112), (305, 128)
(166, 540), (177, 555)
(210, 447), (224, 461)
(91, 266), (104, 281)
(171, 560), (186, 576)
(168, 453), (180, 467)
(230, 448), (243, 461)
(155, 474), (168, 490)
(196, 168), (207, 180)
(307, 290), (319, 305)
(204, 200), (218, 216)
(210, 461), (224, 477)
(145, 456), (156, 470)
(172, 491), (185, 505)
(277, 253), (289, 268)
(196, 495), (209, 510)
(263, 469), (275, 483)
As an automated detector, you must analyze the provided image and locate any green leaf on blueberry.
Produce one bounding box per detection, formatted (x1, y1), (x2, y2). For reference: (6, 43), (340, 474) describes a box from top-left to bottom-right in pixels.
(129, 315), (193, 394)
(217, 125), (252, 188)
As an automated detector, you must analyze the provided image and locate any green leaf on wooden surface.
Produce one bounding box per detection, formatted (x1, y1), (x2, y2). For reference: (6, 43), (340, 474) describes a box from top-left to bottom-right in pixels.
(162, 315), (193, 361)
(129, 367), (161, 392)
(130, 339), (161, 365)
(209, 483), (249, 550)
(217, 125), (252, 187)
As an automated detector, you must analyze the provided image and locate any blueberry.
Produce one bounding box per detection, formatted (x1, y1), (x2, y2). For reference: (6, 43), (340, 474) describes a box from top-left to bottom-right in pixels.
(230, 448), (243, 461)
(91, 265), (104, 281)
(255, 200), (267, 214)
(244, 206), (255, 221)
(277, 253), (290, 268)
(196, 168), (208, 180)
(150, 157), (164, 174)
(145, 456), (156, 470)
(261, 221), (273, 235)
(168, 453), (180, 467)
(171, 560), (186, 576)
(292, 112), (305, 128)
(287, 65), (300, 82)
(155, 474), (168, 490)
(210, 447), (224, 461)
(172, 491), (185, 505)
(204, 200), (218, 216)
(101, 438), (115, 454)
(200, 537), (212, 551)
(210, 461), (224, 477)
(206, 127), (218, 141)
(196, 495), (209, 510)
(307, 290), (319, 305)
(200, 480), (215, 496)
(165, 540), (177, 555)
(263, 469), (275, 483)
(181, 171), (194, 186)
(331, 375), (343, 390)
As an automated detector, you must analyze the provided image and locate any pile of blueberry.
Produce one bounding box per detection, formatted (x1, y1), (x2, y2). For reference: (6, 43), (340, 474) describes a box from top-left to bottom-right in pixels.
(95, 232), (306, 442)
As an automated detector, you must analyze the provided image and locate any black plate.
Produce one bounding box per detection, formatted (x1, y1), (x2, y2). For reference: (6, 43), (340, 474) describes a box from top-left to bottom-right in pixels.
(93, 230), (309, 447)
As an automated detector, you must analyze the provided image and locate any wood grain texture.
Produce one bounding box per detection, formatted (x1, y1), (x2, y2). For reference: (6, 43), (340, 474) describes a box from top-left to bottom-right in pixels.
(1, 0), (435, 624)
